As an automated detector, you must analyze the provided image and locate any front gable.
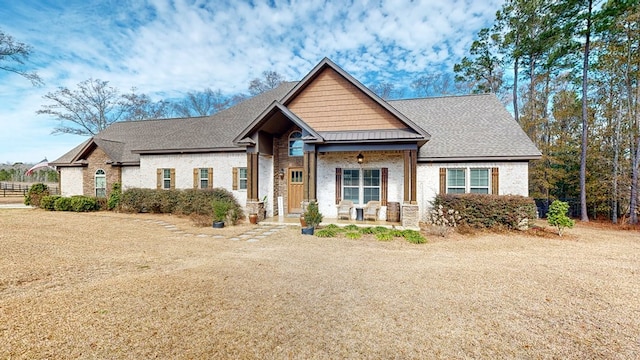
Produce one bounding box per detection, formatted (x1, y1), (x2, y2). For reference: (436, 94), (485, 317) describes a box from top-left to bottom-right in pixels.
(236, 58), (429, 148)
(287, 67), (406, 131)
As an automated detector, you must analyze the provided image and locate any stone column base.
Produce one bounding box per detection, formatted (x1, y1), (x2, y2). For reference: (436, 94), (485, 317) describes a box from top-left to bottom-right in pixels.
(401, 204), (420, 229)
(246, 201), (265, 221)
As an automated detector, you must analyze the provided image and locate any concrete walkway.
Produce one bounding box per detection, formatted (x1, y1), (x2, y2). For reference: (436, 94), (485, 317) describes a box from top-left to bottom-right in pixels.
(0, 203), (34, 209)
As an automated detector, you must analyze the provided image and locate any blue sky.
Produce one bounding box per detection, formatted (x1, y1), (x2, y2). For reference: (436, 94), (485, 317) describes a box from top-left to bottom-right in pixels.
(0, 0), (503, 164)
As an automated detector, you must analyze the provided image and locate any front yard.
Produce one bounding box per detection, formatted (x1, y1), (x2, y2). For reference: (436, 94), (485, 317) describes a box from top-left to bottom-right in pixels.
(1, 209), (638, 358)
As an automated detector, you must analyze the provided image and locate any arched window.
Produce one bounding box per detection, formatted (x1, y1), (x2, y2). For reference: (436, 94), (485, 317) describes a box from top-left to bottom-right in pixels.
(289, 131), (303, 157)
(95, 169), (106, 198)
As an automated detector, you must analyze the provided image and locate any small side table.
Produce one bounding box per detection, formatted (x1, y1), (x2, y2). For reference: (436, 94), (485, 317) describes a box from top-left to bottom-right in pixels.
(356, 207), (364, 221)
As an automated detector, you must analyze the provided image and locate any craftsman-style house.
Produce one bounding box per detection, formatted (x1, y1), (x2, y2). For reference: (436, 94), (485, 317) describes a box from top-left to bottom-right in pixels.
(51, 58), (541, 228)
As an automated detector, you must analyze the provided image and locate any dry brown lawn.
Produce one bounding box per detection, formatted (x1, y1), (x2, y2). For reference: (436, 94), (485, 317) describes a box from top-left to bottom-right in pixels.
(0, 196), (26, 205)
(1, 209), (639, 359)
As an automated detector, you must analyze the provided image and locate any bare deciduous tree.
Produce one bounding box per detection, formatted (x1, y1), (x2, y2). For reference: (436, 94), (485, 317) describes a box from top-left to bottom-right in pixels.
(248, 70), (285, 95)
(37, 79), (167, 136)
(0, 28), (42, 86)
(369, 82), (404, 100)
(121, 88), (171, 121)
(173, 88), (231, 117)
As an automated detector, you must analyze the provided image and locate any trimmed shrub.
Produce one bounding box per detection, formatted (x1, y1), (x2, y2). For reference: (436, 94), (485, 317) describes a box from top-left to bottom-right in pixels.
(94, 197), (107, 211)
(54, 196), (73, 211)
(25, 183), (49, 207)
(107, 182), (122, 210)
(40, 195), (61, 211)
(120, 188), (155, 212)
(70, 196), (98, 212)
(433, 194), (537, 230)
(119, 187), (243, 225)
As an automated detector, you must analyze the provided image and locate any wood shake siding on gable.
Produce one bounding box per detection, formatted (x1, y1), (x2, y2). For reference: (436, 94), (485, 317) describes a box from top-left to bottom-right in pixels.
(288, 68), (406, 131)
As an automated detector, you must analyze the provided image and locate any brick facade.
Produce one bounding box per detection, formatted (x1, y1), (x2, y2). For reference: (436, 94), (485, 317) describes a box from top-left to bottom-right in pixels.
(82, 147), (121, 198)
(273, 127), (304, 216)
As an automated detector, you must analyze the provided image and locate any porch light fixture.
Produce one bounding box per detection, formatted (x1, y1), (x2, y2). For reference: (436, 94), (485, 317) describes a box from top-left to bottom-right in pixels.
(357, 153), (364, 164)
(279, 168), (285, 178)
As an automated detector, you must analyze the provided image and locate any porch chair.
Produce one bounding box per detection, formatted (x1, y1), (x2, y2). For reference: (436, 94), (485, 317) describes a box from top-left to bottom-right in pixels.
(336, 200), (354, 220)
(363, 201), (381, 221)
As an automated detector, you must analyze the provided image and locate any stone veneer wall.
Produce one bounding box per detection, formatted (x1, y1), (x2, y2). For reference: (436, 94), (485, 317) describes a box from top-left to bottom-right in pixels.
(83, 147), (121, 198)
(401, 204), (419, 229)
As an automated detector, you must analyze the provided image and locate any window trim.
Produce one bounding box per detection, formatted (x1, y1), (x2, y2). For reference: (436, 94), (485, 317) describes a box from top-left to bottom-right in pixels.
(163, 168), (171, 190)
(288, 131), (303, 157)
(95, 169), (106, 198)
(445, 167), (491, 194)
(199, 168), (209, 189)
(342, 168), (381, 206)
(238, 167), (247, 190)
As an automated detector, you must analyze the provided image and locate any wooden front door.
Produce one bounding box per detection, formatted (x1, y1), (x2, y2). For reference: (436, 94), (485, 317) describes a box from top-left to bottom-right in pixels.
(288, 167), (304, 214)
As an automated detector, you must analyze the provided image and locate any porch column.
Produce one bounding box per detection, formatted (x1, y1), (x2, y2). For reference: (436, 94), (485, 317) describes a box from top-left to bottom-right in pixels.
(303, 150), (317, 202)
(246, 152), (259, 202)
(403, 149), (417, 204)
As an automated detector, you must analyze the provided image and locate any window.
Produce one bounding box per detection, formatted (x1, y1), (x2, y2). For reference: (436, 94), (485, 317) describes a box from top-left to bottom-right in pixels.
(163, 169), (171, 189)
(342, 169), (380, 205)
(199, 168), (209, 189)
(95, 169), (106, 198)
(470, 168), (489, 194)
(289, 131), (303, 157)
(363, 169), (381, 203)
(445, 168), (490, 194)
(238, 167), (247, 190)
(343, 169), (360, 203)
(446, 169), (466, 194)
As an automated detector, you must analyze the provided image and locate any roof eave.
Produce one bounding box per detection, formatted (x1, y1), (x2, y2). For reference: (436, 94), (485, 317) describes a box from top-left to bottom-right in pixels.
(419, 155), (542, 162)
(133, 147), (244, 155)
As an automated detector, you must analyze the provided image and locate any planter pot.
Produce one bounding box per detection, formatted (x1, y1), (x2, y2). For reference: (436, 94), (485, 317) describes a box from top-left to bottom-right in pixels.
(212, 221), (225, 228)
(249, 214), (258, 225)
(301, 227), (314, 235)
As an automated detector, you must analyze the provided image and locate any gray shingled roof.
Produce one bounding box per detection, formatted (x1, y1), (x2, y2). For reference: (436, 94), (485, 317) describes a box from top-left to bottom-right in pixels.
(389, 94), (541, 161)
(53, 82), (540, 166)
(52, 82), (298, 165)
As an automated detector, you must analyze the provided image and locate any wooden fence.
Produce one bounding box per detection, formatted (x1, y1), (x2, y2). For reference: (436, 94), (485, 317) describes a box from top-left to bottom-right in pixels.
(0, 182), (59, 197)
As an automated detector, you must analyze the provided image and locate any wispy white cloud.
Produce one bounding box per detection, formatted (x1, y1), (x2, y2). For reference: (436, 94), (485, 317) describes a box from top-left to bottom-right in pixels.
(0, 0), (503, 163)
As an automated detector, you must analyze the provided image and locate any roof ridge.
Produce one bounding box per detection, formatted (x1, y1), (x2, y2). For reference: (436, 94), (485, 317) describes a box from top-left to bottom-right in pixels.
(389, 93), (494, 102)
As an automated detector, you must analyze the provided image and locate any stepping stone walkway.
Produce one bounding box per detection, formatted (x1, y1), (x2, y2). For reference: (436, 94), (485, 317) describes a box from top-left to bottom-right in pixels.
(133, 218), (288, 242)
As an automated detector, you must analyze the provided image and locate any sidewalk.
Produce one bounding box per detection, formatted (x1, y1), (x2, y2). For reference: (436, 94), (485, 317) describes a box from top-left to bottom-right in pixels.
(0, 203), (34, 209)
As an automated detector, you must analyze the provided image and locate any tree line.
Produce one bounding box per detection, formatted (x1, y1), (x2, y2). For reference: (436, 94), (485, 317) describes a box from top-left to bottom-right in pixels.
(451, 0), (639, 224)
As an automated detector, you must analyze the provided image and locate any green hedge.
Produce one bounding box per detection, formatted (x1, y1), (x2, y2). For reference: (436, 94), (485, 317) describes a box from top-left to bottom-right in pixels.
(120, 187), (243, 220)
(40, 195), (61, 211)
(24, 183), (49, 207)
(48, 195), (100, 212)
(54, 196), (73, 211)
(433, 194), (537, 230)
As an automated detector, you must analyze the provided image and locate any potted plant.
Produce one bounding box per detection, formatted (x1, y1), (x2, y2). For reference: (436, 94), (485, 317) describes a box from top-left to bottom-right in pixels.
(212, 199), (231, 228)
(302, 201), (323, 235)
